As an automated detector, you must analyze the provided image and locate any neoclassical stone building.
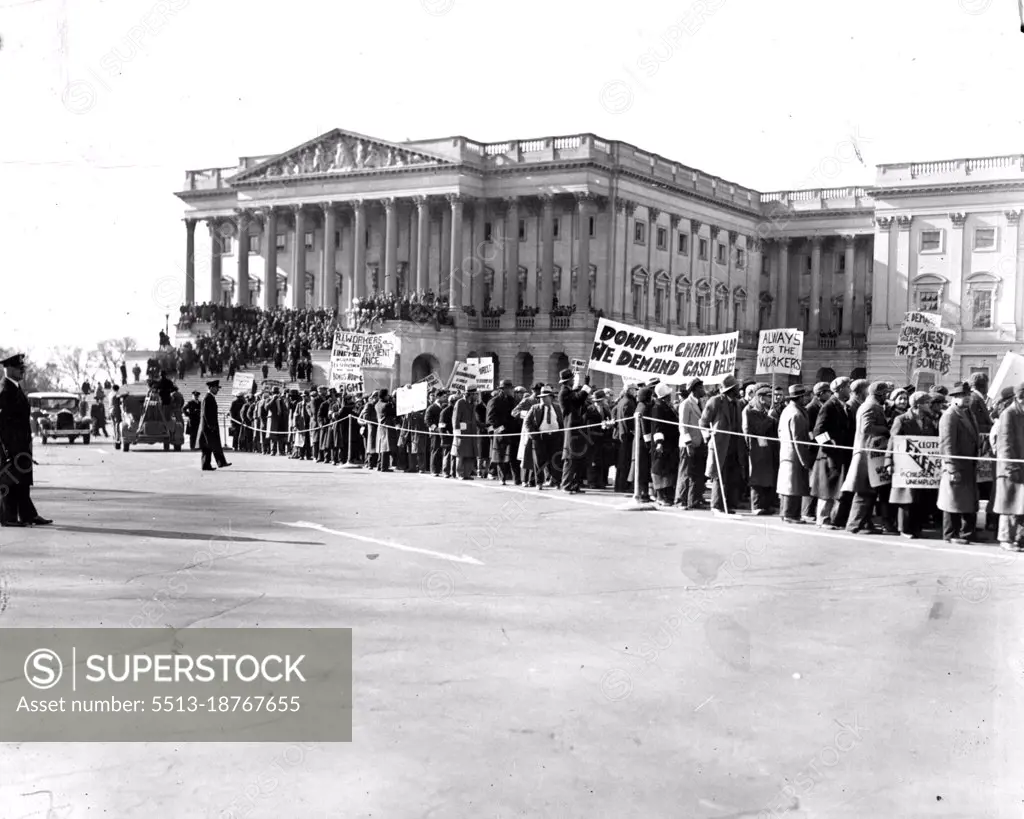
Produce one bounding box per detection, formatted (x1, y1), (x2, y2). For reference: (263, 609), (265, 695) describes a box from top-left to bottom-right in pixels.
(176, 128), (1024, 387)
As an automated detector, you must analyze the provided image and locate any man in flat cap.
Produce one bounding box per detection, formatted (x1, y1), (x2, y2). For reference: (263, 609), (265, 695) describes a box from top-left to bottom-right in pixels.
(0, 353), (52, 526)
(676, 377), (707, 509)
(842, 380), (895, 535)
(699, 375), (743, 514)
(198, 379), (230, 471)
(811, 377), (854, 528)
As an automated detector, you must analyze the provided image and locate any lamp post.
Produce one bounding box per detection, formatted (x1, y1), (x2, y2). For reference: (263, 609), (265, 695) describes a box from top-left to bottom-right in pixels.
(165, 313), (169, 335)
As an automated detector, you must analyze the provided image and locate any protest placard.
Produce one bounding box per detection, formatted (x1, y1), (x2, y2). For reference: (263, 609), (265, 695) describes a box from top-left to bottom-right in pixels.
(395, 381), (429, 416)
(570, 358), (587, 374)
(332, 330), (400, 368)
(262, 378), (286, 393)
(448, 362), (477, 392)
(589, 318), (737, 385)
(416, 371), (444, 392)
(232, 372), (254, 395)
(755, 329), (804, 375)
(892, 435), (941, 489)
(895, 312), (955, 375)
(328, 355), (362, 391)
(466, 357), (494, 391)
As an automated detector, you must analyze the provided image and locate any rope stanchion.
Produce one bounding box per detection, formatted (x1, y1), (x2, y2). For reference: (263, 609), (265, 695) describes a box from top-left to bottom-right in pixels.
(710, 428), (729, 515)
(618, 409), (655, 512)
(338, 414), (361, 469)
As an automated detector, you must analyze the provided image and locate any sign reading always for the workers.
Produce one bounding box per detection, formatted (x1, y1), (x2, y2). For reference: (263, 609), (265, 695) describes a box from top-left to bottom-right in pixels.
(395, 381), (429, 416)
(755, 329), (804, 375)
(232, 373), (255, 395)
(448, 362), (477, 392)
(895, 312), (955, 375)
(892, 435), (941, 489)
(589, 318), (737, 385)
(466, 357), (494, 391)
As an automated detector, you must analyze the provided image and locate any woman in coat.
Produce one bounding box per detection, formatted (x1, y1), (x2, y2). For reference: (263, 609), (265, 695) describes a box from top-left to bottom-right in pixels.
(884, 391), (933, 538)
(375, 390), (398, 472)
(776, 385), (816, 523)
(810, 378), (854, 528)
(937, 382), (981, 544)
(359, 392), (379, 469)
(993, 384), (1024, 550)
(649, 383), (679, 505)
(742, 384), (777, 515)
(513, 384), (542, 487)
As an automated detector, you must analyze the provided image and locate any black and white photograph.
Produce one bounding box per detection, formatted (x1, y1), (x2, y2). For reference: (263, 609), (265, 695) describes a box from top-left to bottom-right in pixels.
(2, 0), (1024, 815)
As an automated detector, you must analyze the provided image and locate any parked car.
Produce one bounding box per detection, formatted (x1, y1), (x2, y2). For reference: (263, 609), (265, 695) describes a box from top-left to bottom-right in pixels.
(27, 392), (93, 445)
(120, 393), (184, 452)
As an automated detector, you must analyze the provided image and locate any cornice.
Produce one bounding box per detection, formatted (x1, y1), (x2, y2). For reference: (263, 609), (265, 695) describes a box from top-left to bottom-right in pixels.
(865, 181), (1024, 198)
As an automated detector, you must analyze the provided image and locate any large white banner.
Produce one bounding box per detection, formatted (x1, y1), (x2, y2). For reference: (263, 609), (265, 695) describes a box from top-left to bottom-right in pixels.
(755, 329), (804, 376)
(395, 381), (429, 416)
(589, 318), (737, 385)
(332, 330), (401, 368)
(895, 312), (955, 375)
(892, 435), (941, 489)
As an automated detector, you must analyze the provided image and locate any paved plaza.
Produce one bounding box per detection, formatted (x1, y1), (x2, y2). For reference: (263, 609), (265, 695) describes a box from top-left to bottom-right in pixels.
(2, 445), (1023, 818)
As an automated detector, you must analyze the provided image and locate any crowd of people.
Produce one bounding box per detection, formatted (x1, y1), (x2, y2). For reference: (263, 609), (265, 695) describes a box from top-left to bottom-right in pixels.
(349, 292), (453, 330)
(194, 368), (1024, 551)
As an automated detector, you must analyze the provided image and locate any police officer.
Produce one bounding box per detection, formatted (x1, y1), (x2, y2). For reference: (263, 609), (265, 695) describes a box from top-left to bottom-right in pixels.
(199, 379), (231, 471)
(0, 353), (52, 527)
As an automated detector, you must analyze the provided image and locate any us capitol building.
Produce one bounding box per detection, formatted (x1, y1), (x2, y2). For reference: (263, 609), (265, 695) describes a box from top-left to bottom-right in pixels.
(176, 128), (1024, 388)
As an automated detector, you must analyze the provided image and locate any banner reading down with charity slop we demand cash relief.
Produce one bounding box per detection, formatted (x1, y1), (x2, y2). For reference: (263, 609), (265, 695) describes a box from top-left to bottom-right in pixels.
(589, 318), (738, 385)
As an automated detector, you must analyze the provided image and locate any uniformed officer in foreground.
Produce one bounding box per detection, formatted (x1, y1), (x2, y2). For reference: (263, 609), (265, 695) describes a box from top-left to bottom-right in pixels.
(0, 353), (52, 527)
(199, 379), (231, 472)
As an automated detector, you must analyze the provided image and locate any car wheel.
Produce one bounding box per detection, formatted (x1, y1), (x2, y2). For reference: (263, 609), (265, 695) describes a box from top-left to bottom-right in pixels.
(83, 435), (91, 445)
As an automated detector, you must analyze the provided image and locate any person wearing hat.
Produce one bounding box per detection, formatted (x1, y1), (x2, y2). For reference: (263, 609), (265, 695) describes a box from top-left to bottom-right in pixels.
(883, 391), (934, 539)
(648, 382), (679, 505)
(809, 377), (854, 528)
(198, 379), (230, 471)
(558, 368), (593, 494)
(776, 385), (816, 523)
(268, 386), (288, 457)
(0, 353), (52, 526)
(525, 386), (564, 490)
(938, 381), (982, 544)
(441, 393), (459, 478)
(967, 372), (996, 531)
(742, 383), (777, 515)
(358, 391), (380, 469)
(993, 383), (1024, 550)
(612, 383), (639, 495)
(425, 389), (448, 477)
(738, 380), (758, 413)
(228, 388), (245, 453)
(452, 386), (480, 480)
(699, 374), (743, 514)
(183, 390), (202, 451)
(587, 388), (616, 490)
(841, 380), (896, 534)
(848, 379), (869, 417)
(512, 383), (544, 487)
(375, 389), (398, 472)
(675, 377), (707, 509)
(486, 379), (517, 486)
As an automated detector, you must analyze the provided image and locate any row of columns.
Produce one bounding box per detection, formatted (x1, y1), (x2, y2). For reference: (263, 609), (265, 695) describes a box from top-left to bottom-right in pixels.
(770, 235), (862, 340)
(183, 193), (599, 314)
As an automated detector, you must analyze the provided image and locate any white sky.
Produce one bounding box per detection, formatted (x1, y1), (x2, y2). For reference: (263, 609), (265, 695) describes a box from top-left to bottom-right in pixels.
(1, 0), (1022, 361)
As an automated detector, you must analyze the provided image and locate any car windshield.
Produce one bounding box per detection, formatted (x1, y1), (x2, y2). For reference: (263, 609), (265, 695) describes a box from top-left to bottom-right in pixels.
(38, 397), (78, 412)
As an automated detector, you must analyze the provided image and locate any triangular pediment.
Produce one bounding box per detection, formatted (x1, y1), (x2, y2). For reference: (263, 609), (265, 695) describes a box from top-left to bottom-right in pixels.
(234, 128), (455, 183)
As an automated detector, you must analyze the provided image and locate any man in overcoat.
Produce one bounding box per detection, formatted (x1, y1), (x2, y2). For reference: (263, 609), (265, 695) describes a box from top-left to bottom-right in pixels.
(811, 377), (854, 528)
(742, 383), (777, 515)
(0, 353), (51, 526)
(525, 386), (564, 490)
(425, 389), (447, 477)
(777, 385), (816, 523)
(558, 368), (593, 494)
(486, 379), (517, 486)
(452, 387), (480, 480)
(649, 382), (679, 505)
(198, 379), (230, 471)
(842, 381), (895, 535)
(994, 383), (1024, 550)
(885, 391), (933, 539)
(676, 377), (707, 509)
(938, 382), (981, 544)
(699, 375), (743, 515)
(612, 384), (638, 495)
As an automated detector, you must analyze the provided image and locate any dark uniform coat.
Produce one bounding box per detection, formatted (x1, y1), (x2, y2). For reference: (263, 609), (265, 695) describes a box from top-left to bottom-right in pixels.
(810, 395), (854, 500)
(841, 397), (890, 494)
(0, 377), (33, 487)
(453, 397), (479, 459)
(197, 391), (222, 451)
(742, 405), (777, 488)
(699, 393), (741, 481)
(650, 396), (679, 488)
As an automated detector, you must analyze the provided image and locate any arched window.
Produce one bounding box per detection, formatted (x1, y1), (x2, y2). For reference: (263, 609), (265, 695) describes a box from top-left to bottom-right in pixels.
(304, 273), (315, 306)
(758, 292), (773, 331)
(517, 265), (528, 310)
(911, 273), (948, 315)
(483, 267), (495, 309)
(965, 272), (1000, 330)
(713, 282), (729, 332)
(695, 280), (711, 332)
(732, 286), (747, 331)
(552, 265), (562, 307)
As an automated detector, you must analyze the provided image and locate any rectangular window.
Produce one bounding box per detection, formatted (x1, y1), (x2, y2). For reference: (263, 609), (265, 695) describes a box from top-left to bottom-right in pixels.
(677, 233), (688, 254)
(518, 219), (526, 241)
(634, 221), (646, 244)
(805, 255), (812, 272)
(737, 249), (746, 269)
(656, 227), (667, 250)
(974, 227), (996, 250)
(589, 216), (595, 238)
(654, 289), (663, 323)
(838, 254), (846, 272)
(920, 230), (942, 253)
(334, 230), (341, 247)
(676, 293), (686, 324)
(552, 218), (560, 239)
(220, 236), (233, 255)
(835, 307), (844, 335)
(716, 243), (726, 264)
(761, 256), (770, 276)
(917, 289), (940, 313)
(632, 283), (643, 321)
(732, 306), (740, 331)
(972, 290), (993, 329)
(276, 234), (286, 251)
(699, 238), (708, 259)
(248, 235), (261, 255)
(484, 222), (493, 242)
(304, 232), (314, 250)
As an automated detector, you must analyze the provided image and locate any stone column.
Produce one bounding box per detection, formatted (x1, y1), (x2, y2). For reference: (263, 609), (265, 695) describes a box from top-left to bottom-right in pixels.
(667, 215), (680, 332)
(235, 214), (250, 307)
(448, 194), (464, 306)
(687, 219), (702, 330)
(322, 203), (337, 311)
(576, 193), (593, 313)
(893, 216), (911, 320)
(645, 207), (659, 323)
(505, 197), (520, 311)
(184, 219), (196, 304)
(291, 206), (306, 309)
(440, 205), (452, 297)
(383, 197), (398, 296)
(727, 230), (739, 330)
(263, 208), (278, 310)
(843, 235), (856, 340)
(871, 217), (894, 328)
(540, 195), (555, 313)
(207, 220), (222, 304)
(748, 238), (763, 331)
(777, 238), (791, 326)
(408, 204), (418, 295)
(472, 201), (486, 313)
(352, 200), (366, 301)
(1008, 210), (1024, 338)
(415, 196), (430, 294)
(809, 236), (823, 340)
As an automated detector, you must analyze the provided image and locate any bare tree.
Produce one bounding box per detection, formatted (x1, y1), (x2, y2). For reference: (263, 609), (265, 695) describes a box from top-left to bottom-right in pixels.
(50, 346), (99, 392)
(0, 347), (60, 393)
(94, 337), (138, 385)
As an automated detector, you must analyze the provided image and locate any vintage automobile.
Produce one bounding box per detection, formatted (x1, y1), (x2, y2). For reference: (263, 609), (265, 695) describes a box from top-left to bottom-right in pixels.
(120, 392), (184, 452)
(28, 392), (93, 445)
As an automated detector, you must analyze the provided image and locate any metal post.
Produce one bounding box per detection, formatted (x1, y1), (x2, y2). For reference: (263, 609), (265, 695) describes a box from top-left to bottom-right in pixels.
(711, 428), (729, 515)
(339, 411), (360, 469)
(619, 407), (655, 511)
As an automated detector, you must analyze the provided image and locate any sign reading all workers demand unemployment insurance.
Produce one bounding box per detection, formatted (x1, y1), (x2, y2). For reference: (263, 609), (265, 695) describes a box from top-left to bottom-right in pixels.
(895, 312), (955, 375)
(755, 329), (804, 376)
(589, 318), (737, 385)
